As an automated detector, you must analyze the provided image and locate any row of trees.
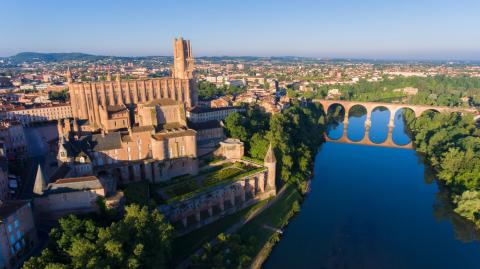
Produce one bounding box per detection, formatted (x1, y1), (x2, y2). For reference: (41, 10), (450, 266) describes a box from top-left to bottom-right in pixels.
(198, 81), (245, 100)
(224, 102), (326, 191)
(405, 111), (480, 227)
(191, 234), (257, 268)
(24, 205), (173, 269)
(313, 75), (480, 107)
(48, 89), (69, 102)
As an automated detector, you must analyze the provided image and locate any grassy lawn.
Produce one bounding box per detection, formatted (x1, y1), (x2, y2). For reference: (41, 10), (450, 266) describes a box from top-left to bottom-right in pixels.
(203, 167), (244, 186)
(241, 155), (264, 165)
(237, 184), (302, 253)
(163, 162), (262, 203)
(171, 201), (267, 265)
(163, 179), (198, 197)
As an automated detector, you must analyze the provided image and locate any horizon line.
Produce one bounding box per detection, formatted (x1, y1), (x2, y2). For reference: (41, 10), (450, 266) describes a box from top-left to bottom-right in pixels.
(2, 51), (480, 62)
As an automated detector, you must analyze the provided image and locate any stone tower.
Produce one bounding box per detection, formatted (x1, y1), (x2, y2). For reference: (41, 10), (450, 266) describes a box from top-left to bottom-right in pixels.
(172, 37), (194, 79)
(33, 164), (47, 195)
(57, 135), (70, 166)
(264, 143), (276, 191)
(66, 67), (73, 83)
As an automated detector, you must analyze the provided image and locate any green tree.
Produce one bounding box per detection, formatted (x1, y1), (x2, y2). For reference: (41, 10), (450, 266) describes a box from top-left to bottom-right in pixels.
(249, 133), (269, 159)
(23, 205), (173, 269)
(224, 112), (248, 141)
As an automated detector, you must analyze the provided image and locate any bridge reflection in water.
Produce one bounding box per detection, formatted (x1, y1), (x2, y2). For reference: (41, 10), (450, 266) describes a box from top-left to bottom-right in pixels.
(314, 99), (476, 149)
(324, 125), (413, 149)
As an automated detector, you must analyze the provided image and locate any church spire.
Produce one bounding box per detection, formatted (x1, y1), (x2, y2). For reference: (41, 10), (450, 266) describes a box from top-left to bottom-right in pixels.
(106, 71), (112, 81)
(116, 72), (121, 82)
(264, 142), (277, 192)
(264, 142), (276, 163)
(33, 164), (48, 195)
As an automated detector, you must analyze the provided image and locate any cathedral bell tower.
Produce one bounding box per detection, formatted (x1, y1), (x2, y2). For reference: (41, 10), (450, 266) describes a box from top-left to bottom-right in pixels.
(172, 37), (194, 80)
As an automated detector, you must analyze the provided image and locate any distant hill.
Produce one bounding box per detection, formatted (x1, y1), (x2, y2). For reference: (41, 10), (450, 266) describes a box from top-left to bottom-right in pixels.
(9, 52), (106, 63)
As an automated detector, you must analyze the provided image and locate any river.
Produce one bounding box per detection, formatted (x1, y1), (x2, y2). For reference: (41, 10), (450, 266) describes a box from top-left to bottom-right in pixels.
(264, 107), (480, 269)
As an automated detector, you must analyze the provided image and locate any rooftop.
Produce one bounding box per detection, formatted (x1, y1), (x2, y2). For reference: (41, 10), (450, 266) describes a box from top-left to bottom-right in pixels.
(46, 176), (104, 194)
(69, 77), (189, 86)
(144, 98), (179, 107)
(0, 200), (30, 221)
(153, 129), (196, 140)
(187, 106), (243, 114)
(107, 104), (128, 113)
(92, 132), (122, 151)
(188, 120), (222, 130)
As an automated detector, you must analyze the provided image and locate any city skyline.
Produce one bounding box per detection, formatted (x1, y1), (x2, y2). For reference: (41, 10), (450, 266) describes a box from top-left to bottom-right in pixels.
(2, 2), (480, 266)
(2, 0), (480, 60)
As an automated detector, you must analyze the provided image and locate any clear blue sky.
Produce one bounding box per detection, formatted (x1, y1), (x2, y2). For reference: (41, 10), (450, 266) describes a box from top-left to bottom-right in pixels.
(1, 0), (479, 60)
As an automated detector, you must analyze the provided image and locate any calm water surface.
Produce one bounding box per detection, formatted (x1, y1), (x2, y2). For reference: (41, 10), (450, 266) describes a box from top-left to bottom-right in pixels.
(264, 109), (480, 269)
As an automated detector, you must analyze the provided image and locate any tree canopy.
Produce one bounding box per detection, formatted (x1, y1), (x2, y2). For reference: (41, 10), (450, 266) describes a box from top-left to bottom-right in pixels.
(312, 75), (480, 107)
(191, 233), (257, 268)
(224, 102), (326, 191)
(198, 81), (245, 100)
(405, 110), (480, 227)
(24, 205), (173, 269)
(48, 89), (69, 102)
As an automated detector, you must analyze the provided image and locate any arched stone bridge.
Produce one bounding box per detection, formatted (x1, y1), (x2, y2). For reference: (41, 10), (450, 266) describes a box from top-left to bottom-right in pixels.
(313, 99), (477, 149)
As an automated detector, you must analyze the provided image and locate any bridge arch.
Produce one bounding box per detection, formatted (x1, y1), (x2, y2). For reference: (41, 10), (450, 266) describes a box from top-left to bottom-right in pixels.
(369, 106), (391, 144)
(347, 105), (368, 142)
(313, 99), (475, 149)
(392, 107), (415, 146)
(326, 103), (347, 122)
(325, 103), (348, 141)
(348, 104), (368, 118)
(419, 108), (441, 117)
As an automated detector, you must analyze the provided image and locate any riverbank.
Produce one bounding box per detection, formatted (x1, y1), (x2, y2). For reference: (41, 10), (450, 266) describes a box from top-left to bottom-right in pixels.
(173, 183), (294, 268)
(244, 184), (302, 268)
(249, 183), (305, 268)
(404, 111), (480, 230)
(264, 139), (480, 268)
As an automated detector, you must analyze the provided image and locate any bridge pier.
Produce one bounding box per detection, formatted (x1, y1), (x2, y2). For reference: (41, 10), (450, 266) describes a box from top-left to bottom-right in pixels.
(365, 118), (371, 128)
(388, 111), (396, 128)
(342, 122), (349, 138)
(314, 99), (474, 149)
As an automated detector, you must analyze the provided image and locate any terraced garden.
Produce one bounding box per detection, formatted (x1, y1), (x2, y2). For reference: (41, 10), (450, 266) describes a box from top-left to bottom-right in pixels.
(157, 161), (265, 203)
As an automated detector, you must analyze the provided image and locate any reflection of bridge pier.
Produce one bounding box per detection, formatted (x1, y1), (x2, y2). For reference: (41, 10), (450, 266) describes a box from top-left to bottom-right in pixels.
(315, 99), (475, 149)
(325, 125), (413, 149)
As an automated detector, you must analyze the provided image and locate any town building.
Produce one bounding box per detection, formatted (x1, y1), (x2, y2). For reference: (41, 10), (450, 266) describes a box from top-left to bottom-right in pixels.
(0, 165), (8, 202)
(32, 164), (121, 220)
(0, 104), (72, 126)
(67, 38), (198, 131)
(0, 121), (27, 160)
(38, 38), (201, 195)
(160, 141), (276, 235)
(0, 200), (37, 269)
(188, 120), (225, 156)
(186, 106), (245, 123)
